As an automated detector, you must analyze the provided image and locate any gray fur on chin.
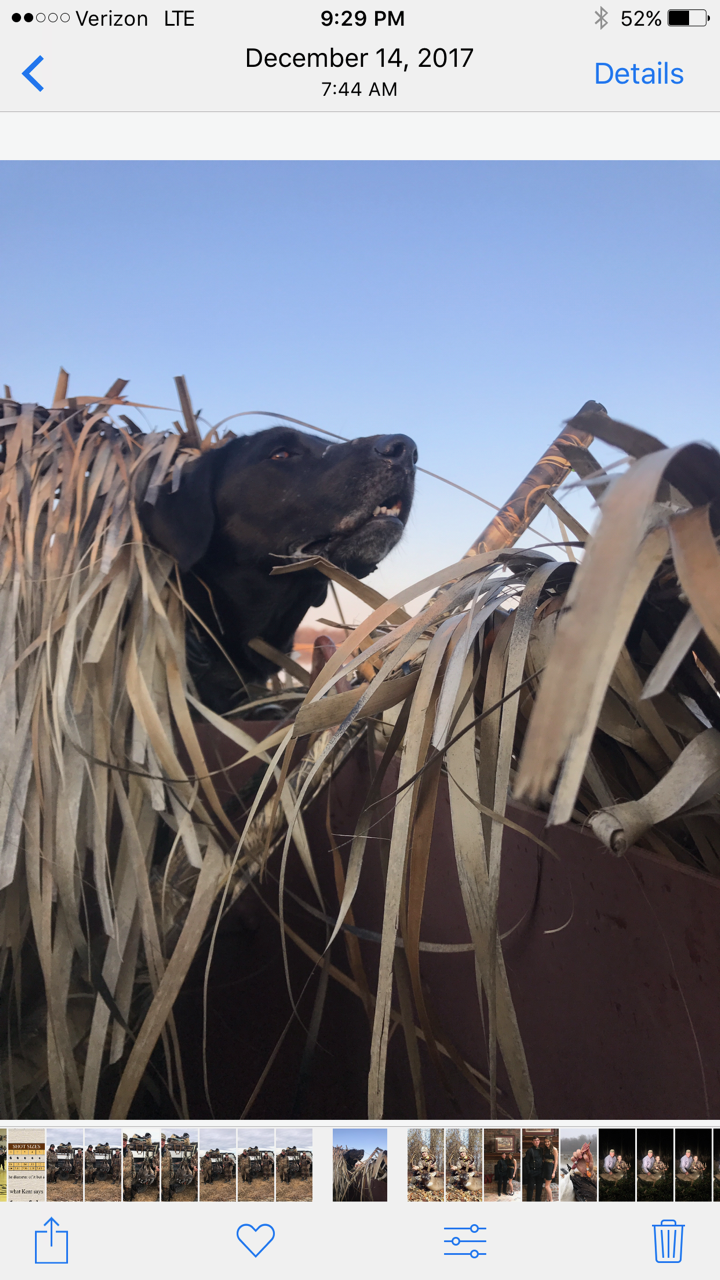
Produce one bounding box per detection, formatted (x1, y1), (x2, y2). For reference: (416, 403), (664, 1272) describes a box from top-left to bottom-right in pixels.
(330, 519), (404, 574)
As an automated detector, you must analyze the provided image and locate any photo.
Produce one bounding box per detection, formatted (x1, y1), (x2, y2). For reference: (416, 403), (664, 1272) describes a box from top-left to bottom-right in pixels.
(46, 1129), (83, 1202)
(333, 1130), (387, 1202)
(522, 1129), (559, 1202)
(675, 1129), (711, 1203)
(237, 1129), (275, 1202)
(84, 1129), (122, 1202)
(8, 1129), (45, 1203)
(559, 1129), (597, 1202)
(715, 1131), (720, 1201)
(407, 1128), (444, 1202)
(637, 1130), (673, 1202)
(199, 1130), (237, 1202)
(276, 1129), (313, 1203)
(446, 1128), (482, 1202)
(598, 1129), (635, 1202)
(483, 1129), (520, 1203)
(0, 1129), (6, 1202)
(2, 162), (720, 1126)
(161, 1131), (198, 1202)
(123, 1131), (161, 1202)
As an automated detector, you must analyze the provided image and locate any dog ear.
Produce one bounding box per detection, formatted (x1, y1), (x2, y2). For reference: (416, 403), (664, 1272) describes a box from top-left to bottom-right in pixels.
(141, 451), (217, 572)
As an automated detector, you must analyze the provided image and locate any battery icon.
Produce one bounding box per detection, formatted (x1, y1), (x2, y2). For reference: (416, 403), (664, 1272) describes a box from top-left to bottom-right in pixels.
(667, 9), (709, 22)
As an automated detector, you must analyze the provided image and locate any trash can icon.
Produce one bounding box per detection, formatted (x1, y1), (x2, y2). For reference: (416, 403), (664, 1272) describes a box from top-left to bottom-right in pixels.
(653, 1220), (684, 1263)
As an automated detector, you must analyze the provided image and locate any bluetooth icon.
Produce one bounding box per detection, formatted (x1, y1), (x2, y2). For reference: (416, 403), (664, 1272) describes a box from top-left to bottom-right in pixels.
(595, 6), (609, 25)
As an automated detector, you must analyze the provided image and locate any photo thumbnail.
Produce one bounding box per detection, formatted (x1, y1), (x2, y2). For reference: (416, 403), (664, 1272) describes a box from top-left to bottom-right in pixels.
(483, 1129), (520, 1203)
(161, 1130), (198, 1202)
(199, 1130), (237, 1202)
(637, 1129), (673, 1203)
(675, 1129), (711, 1203)
(559, 1129), (597, 1202)
(333, 1130), (387, 1202)
(46, 1128), (83, 1203)
(276, 1129), (313, 1202)
(237, 1129), (274, 1202)
(446, 1128), (482, 1202)
(598, 1129), (635, 1202)
(8, 1128), (45, 1203)
(407, 1128), (444, 1202)
(8, 1129), (45, 1203)
(84, 1128), (122, 1203)
(522, 1129), (558, 1202)
(123, 1130), (161, 1202)
(0, 1128), (5, 1203)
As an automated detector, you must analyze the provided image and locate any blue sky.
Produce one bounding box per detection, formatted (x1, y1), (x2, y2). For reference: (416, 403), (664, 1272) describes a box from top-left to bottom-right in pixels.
(2, 161), (718, 609)
(334, 1128), (387, 1151)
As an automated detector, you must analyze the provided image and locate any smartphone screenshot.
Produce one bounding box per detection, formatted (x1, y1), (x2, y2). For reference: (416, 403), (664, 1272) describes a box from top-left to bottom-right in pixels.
(1, 1), (718, 1274)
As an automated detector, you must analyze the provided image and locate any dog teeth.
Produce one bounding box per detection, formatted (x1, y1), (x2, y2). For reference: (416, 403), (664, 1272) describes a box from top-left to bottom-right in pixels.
(373, 503), (402, 518)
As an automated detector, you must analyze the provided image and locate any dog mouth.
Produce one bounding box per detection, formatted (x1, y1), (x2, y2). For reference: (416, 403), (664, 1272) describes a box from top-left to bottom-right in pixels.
(371, 499), (403, 520)
(293, 494), (406, 558)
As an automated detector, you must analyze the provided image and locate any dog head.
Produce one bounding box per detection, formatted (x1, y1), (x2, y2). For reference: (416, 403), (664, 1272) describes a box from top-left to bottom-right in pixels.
(142, 425), (417, 579)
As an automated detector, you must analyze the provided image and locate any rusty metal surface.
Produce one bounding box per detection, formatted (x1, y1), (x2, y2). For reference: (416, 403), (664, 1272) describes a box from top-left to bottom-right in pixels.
(173, 740), (720, 1120)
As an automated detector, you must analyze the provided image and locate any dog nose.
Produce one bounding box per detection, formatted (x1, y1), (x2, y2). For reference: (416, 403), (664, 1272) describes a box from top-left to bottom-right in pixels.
(373, 434), (418, 468)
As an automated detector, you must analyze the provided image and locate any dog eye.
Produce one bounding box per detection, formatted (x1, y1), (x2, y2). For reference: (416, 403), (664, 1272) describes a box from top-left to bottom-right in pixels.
(270, 448), (291, 460)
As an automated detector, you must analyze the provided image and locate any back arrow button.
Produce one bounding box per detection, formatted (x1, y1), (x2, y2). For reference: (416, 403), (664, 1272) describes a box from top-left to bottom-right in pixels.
(22, 56), (44, 91)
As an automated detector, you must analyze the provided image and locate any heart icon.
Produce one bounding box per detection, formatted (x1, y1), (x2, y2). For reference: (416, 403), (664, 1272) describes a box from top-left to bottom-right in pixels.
(236, 1224), (276, 1258)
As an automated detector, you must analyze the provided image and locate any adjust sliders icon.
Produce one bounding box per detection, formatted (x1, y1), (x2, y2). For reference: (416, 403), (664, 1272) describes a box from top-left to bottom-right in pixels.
(22, 55), (44, 89)
(444, 1223), (487, 1259)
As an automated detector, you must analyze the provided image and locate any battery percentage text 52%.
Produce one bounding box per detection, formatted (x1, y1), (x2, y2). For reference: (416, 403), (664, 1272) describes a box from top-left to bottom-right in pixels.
(622, 10), (663, 22)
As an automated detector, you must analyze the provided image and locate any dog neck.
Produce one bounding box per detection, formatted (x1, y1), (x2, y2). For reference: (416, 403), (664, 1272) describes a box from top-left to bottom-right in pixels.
(181, 554), (328, 712)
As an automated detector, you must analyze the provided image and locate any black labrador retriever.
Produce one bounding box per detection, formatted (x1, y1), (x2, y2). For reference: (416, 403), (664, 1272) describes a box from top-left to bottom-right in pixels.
(142, 425), (417, 710)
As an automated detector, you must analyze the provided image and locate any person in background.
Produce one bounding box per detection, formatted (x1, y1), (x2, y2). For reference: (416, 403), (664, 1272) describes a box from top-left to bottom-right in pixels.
(525, 1137), (544, 1202)
(494, 1153), (510, 1197)
(542, 1136), (558, 1202)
